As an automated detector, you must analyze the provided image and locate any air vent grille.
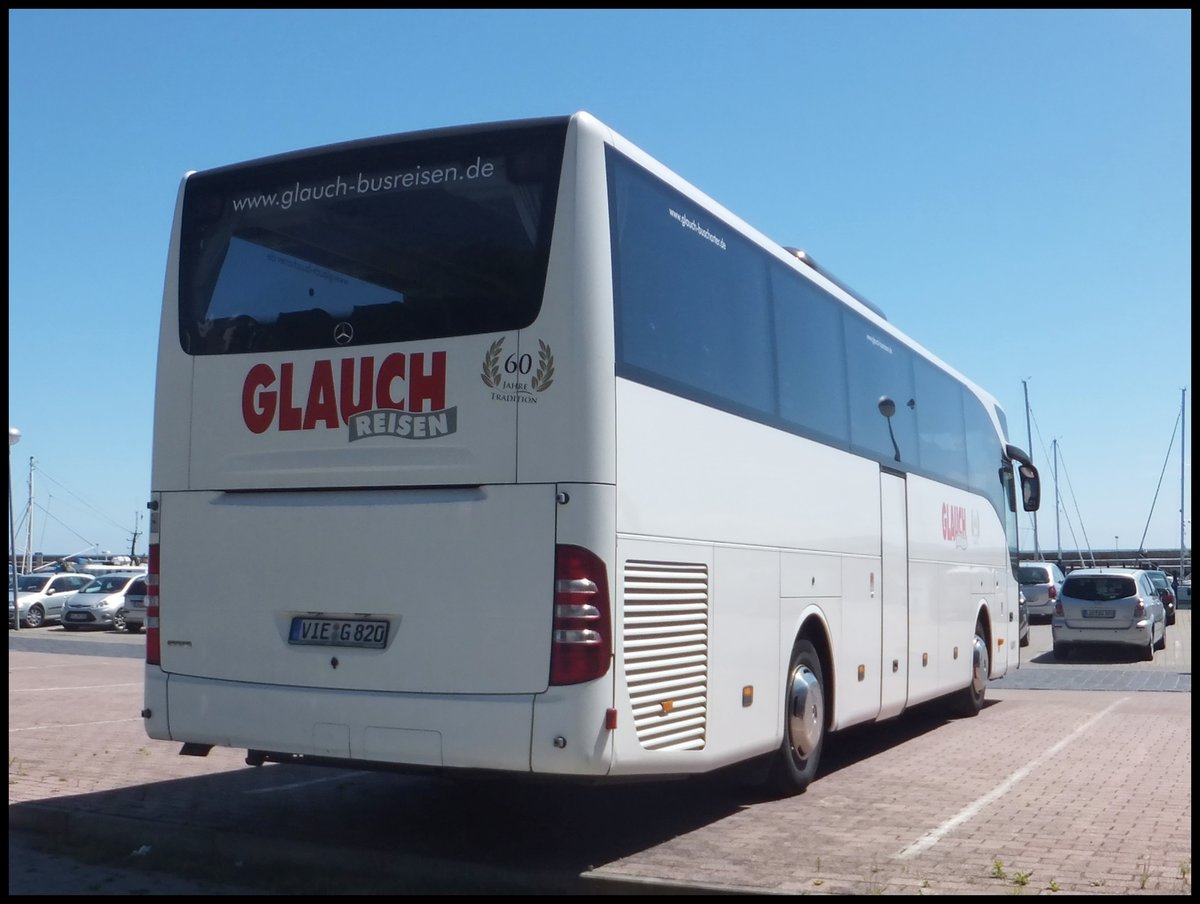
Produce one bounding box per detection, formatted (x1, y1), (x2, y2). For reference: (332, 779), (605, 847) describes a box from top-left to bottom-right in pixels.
(622, 560), (709, 750)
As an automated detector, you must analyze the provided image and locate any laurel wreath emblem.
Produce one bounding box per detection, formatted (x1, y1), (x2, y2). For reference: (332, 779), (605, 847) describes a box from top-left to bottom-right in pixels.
(481, 337), (555, 393)
(530, 340), (555, 392)
(481, 337), (504, 388)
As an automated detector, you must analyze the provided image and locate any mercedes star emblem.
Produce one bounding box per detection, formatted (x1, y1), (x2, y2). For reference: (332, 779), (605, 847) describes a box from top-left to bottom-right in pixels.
(333, 322), (354, 345)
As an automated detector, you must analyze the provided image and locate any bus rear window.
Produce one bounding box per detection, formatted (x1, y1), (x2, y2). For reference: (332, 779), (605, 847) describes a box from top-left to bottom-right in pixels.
(1062, 576), (1137, 602)
(178, 121), (567, 354)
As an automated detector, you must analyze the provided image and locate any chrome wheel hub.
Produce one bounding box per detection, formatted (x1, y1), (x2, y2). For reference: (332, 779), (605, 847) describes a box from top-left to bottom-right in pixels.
(787, 664), (824, 759)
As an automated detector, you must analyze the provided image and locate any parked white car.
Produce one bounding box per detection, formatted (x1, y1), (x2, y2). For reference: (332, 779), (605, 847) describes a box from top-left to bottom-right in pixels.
(61, 571), (144, 631)
(9, 572), (96, 628)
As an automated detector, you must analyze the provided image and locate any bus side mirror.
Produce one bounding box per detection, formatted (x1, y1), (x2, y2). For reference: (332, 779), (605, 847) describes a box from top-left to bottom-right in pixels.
(1019, 465), (1040, 512)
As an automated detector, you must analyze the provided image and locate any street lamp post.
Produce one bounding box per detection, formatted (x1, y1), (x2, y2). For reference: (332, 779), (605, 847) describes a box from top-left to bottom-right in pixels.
(9, 427), (21, 632)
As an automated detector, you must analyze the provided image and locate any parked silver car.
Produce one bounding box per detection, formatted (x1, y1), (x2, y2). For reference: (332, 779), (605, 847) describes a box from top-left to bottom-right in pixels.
(1051, 568), (1167, 661)
(123, 575), (148, 633)
(9, 571), (96, 628)
(61, 571), (143, 631)
(1017, 561), (1066, 621)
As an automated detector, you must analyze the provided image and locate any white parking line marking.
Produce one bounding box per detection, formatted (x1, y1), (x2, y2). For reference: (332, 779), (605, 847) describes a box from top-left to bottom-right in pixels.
(895, 697), (1126, 860)
(9, 663), (133, 671)
(11, 717), (143, 732)
(9, 683), (141, 691)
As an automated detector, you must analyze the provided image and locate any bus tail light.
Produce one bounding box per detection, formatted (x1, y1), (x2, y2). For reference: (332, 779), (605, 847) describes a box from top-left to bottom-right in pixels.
(146, 500), (161, 666)
(549, 544), (611, 685)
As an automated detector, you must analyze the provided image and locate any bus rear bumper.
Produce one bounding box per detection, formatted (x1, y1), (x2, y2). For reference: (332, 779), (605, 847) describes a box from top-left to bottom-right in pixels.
(144, 668), (542, 773)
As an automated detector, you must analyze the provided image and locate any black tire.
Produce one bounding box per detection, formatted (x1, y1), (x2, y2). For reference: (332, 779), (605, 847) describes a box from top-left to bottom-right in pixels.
(954, 619), (989, 716)
(1019, 630), (1030, 648)
(1141, 625), (1156, 661)
(126, 622), (142, 635)
(1053, 642), (1070, 661)
(768, 639), (826, 796)
(113, 609), (127, 632)
(25, 605), (45, 629)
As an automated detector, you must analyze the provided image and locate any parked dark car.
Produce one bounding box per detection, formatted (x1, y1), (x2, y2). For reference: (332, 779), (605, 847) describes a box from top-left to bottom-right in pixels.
(1143, 569), (1177, 626)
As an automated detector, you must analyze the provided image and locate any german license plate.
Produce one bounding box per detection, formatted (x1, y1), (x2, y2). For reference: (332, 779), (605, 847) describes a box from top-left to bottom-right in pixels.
(1082, 609), (1115, 619)
(65, 612), (89, 621)
(289, 617), (389, 648)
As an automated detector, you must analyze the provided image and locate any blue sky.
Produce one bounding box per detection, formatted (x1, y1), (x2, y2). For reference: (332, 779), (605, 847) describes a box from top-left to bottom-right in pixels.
(8, 9), (1192, 559)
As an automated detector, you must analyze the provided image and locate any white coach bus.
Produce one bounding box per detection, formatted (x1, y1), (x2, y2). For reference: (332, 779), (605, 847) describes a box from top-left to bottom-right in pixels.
(144, 112), (1041, 795)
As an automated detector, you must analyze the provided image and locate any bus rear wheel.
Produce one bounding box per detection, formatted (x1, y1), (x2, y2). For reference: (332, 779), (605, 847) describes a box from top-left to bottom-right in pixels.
(954, 619), (989, 716)
(769, 639), (825, 796)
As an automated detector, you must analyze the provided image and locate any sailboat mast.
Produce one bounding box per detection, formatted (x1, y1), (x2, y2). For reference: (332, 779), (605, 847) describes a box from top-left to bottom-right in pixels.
(129, 511), (141, 560)
(1023, 379), (1039, 557)
(1054, 438), (1061, 561)
(23, 457), (33, 573)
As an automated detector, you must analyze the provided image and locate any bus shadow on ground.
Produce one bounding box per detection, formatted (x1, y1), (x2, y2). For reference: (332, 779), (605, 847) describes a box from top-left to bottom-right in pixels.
(11, 763), (749, 894)
(9, 702), (969, 895)
(814, 697), (968, 780)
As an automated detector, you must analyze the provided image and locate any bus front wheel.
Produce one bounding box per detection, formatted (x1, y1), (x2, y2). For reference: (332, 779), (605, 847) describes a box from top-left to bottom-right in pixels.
(769, 639), (825, 796)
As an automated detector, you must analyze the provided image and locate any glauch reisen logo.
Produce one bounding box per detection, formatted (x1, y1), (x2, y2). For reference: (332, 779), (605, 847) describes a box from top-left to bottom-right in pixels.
(481, 337), (555, 403)
(940, 502), (982, 550)
(241, 352), (457, 441)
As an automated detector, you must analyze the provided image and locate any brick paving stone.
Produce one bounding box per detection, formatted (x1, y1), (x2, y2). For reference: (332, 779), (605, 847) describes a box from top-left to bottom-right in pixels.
(9, 616), (1193, 896)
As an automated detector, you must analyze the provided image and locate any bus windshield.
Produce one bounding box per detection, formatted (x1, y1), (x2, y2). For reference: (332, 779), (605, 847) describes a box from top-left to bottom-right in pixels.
(178, 120), (568, 354)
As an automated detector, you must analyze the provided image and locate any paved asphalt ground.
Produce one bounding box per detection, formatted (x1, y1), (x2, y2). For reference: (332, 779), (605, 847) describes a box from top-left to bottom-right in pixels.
(9, 609), (1192, 895)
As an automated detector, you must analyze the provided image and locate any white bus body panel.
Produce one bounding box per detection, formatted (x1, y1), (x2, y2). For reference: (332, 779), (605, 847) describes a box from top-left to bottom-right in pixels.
(516, 113), (617, 487)
(147, 482), (621, 778)
(610, 379), (885, 767)
(877, 472), (909, 721)
(905, 473), (1009, 702)
(151, 179), (192, 492)
(186, 342), (517, 490)
(613, 380), (882, 556)
(611, 379), (1008, 749)
(155, 484), (556, 694)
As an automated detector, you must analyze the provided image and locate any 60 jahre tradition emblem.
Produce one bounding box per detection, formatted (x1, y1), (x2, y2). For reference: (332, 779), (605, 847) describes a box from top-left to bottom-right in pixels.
(481, 337), (555, 402)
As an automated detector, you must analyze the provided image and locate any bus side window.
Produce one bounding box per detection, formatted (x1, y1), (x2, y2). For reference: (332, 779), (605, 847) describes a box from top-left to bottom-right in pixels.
(1002, 467), (1017, 513)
